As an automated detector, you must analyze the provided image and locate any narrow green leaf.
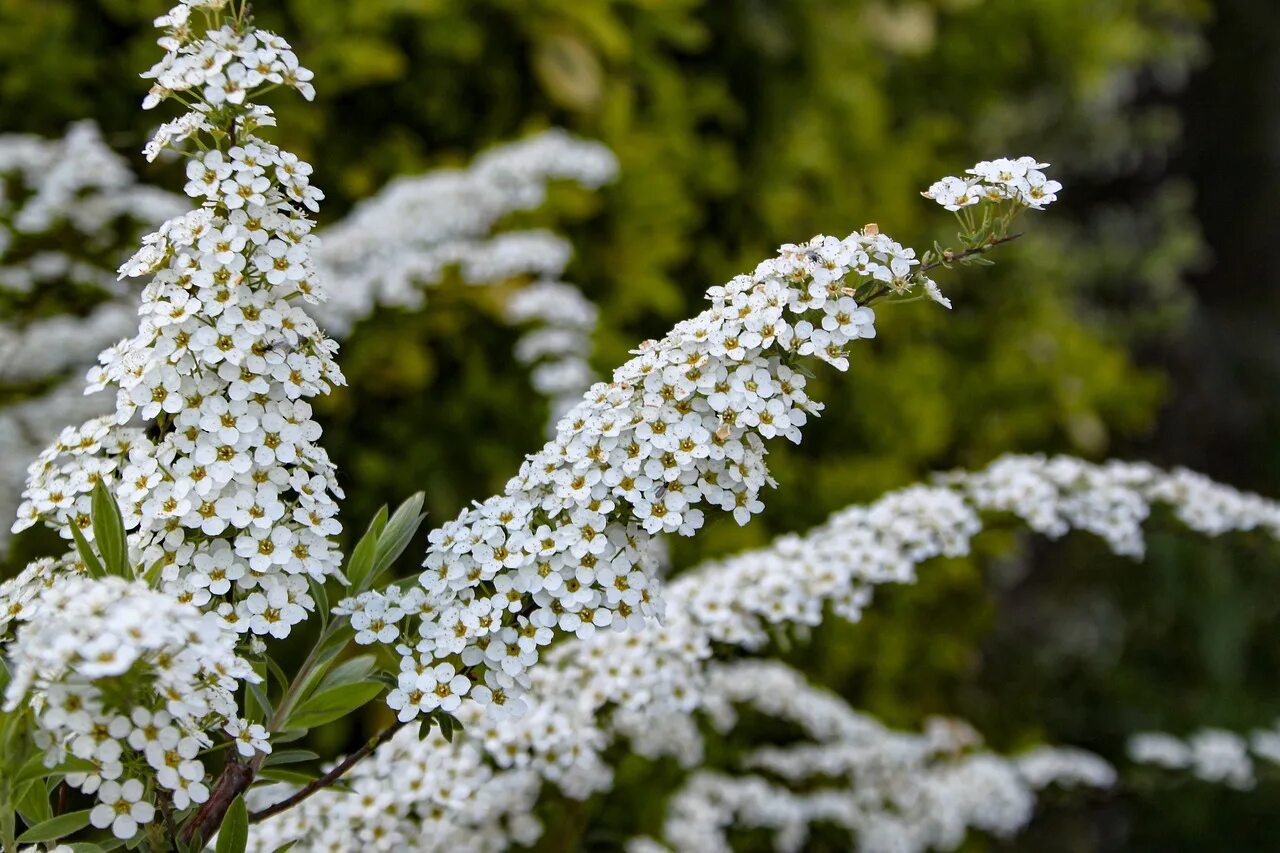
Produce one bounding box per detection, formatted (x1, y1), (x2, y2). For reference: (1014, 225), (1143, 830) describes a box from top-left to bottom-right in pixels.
(286, 680), (383, 730)
(13, 753), (49, 787)
(264, 655), (290, 698)
(262, 749), (319, 768)
(268, 729), (307, 746)
(307, 577), (330, 630)
(1, 779), (16, 853)
(254, 768), (316, 787)
(343, 515), (381, 592)
(246, 681), (273, 724)
(215, 795), (247, 853)
(270, 842), (298, 853)
(16, 809), (91, 843)
(368, 505), (389, 541)
(367, 493), (426, 586)
(16, 777), (52, 826)
(91, 480), (129, 577)
(68, 523), (105, 579)
(254, 768), (352, 793)
(141, 555), (167, 588)
(293, 628), (354, 705)
(315, 655), (376, 696)
(14, 755), (95, 787)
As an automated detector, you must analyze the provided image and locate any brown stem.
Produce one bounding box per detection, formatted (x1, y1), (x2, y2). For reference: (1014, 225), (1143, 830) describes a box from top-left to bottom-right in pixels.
(178, 755), (255, 846)
(919, 231), (1023, 274)
(248, 719), (408, 824)
(860, 232), (1024, 308)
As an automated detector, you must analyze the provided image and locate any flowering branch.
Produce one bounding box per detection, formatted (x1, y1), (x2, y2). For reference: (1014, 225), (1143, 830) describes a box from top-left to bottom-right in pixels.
(340, 155), (1062, 730)
(248, 455), (1280, 851)
(919, 231), (1024, 273)
(248, 718), (409, 824)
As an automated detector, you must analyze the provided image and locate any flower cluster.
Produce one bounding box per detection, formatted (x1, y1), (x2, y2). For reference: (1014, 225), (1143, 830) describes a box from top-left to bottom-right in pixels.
(0, 4), (345, 843)
(313, 127), (616, 337)
(505, 280), (600, 428)
(312, 129), (617, 428)
(923, 156), (1062, 211)
(1128, 724), (1280, 791)
(12, 2), (346, 654)
(3, 576), (257, 837)
(247, 454), (1280, 851)
(1, 125), (614, 554)
(0, 123), (185, 553)
(248, 729), (544, 852)
(634, 662), (1114, 853)
(142, 1), (315, 108)
(347, 216), (969, 720)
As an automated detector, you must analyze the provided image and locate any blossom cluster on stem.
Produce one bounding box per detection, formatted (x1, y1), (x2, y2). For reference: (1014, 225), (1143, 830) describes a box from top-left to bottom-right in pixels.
(246, 454), (1280, 851)
(0, 124), (186, 553)
(0, 126), (616, 554)
(3, 0), (339, 839)
(344, 200), (998, 719)
(3, 576), (258, 838)
(1128, 725), (1280, 791)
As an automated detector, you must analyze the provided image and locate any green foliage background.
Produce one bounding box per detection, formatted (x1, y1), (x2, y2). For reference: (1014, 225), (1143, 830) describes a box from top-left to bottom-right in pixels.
(4, 0), (1279, 848)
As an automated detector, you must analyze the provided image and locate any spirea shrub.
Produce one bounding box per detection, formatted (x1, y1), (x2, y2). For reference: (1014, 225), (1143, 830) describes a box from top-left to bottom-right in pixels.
(0, 2), (1271, 852)
(0, 124), (614, 557)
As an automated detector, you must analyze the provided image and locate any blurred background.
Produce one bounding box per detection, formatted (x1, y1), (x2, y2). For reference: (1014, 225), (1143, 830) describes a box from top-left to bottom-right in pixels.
(2, 0), (1278, 848)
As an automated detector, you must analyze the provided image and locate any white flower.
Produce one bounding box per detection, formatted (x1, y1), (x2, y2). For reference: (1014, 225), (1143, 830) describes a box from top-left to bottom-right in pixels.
(225, 718), (271, 757)
(416, 662), (471, 713)
(89, 778), (155, 840)
(923, 175), (980, 211)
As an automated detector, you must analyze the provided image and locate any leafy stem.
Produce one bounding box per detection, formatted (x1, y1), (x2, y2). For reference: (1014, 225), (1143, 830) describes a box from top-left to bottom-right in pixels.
(247, 718), (409, 824)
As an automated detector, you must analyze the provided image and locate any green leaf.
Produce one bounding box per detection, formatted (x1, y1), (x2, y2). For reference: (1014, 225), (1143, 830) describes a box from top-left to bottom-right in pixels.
(262, 749), (319, 768)
(295, 623), (356, 698)
(254, 767), (352, 793)
(91, 480), (129, 577)
(13, 752), (50, 786)
(246, 681), (273, 724)
(268, 728), (307, 746)
(16, 777), (52, 826)
(13, 754), (95, 787)
(315, 655), (376, 696)
(367, 493), (426, 587)
(141, 555), (167, 588)
(16, 809), (91, 843)
(270, 842), (298, 853)
(68, 523), (105, 579)
(343, 511), (382, 592)
(368, 504), (388, 541)
(438, 713), (454, 743)
(264, 655), (290, 698)
(285, 680), (383, 730)
(254, 768), (317, 787)
(307, 577), (330, 631)
(215, 795), (247, 853)
(1, 779), (16, 853)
